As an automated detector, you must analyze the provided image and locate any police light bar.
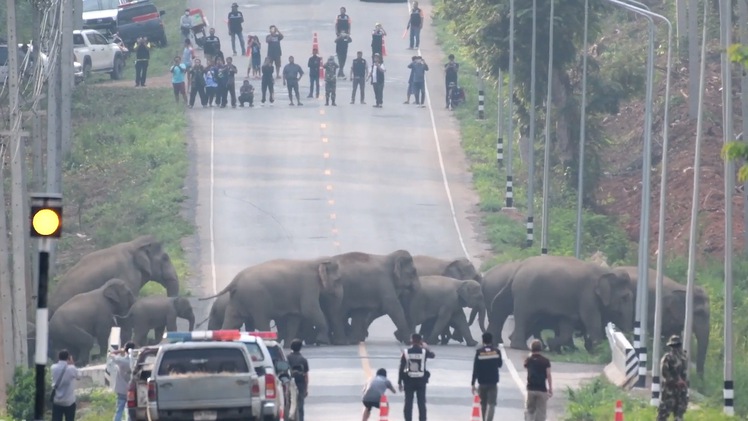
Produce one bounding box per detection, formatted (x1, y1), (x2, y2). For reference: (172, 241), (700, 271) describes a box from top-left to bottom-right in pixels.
(248, 331), (277, 340)
(163, 330), (242, 342)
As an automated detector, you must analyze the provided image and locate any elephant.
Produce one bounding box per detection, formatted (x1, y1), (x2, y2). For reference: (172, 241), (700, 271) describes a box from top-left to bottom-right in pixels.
(201, 258), (343, 346)
(48, 278), (137, 366)
(118, 296), (196, 346)
(618, 266), (710, 377)
(488, 255), (634, 351)
(472, 261), (521, 342)
(329, 250), (420, 344)
(49, 236), (180, 318)
(408, 276), (484, 346)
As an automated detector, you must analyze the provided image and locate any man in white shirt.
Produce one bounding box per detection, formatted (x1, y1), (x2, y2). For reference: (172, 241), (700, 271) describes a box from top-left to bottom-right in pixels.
(112, 342), (136, 421)
(368, 53), (386, 107)
(51, 349), (81, 421)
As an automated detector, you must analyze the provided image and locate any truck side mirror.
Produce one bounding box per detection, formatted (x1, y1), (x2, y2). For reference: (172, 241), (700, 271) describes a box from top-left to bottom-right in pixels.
(275, 361), (290, 372)
(159, 10), (166, 16)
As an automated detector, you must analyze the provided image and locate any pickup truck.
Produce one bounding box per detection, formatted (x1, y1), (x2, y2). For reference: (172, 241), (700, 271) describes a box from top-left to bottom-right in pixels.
(126, 346), (158, 421)
(73, 29), (126, 80)
(146, 341), (259, 421)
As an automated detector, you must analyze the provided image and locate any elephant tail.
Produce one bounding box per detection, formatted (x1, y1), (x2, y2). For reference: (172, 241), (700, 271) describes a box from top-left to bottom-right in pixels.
(195, 315), (210, 328)
(198, 283), (235, 301)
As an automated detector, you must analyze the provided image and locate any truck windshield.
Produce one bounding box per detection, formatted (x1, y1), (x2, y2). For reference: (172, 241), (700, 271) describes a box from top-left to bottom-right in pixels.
(158, 348), (249, 375)
(266, 345), (285, 363)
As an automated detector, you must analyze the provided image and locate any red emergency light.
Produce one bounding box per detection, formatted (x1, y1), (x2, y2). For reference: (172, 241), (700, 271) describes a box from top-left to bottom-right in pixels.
(248, 331), (277, 340)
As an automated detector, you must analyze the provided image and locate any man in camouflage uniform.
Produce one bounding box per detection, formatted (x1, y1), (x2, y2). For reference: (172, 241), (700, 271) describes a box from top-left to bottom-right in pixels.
(324, 56), (339, 106)
(658, 335), (689, 420)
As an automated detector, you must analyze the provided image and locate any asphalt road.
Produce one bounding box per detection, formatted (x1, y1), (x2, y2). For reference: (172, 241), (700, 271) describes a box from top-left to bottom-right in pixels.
(184, 0), (603, 419)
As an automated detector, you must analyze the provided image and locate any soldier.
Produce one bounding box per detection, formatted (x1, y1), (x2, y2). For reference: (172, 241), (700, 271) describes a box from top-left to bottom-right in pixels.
(324, 56), (338, 106)
(658, 335), (689, 421)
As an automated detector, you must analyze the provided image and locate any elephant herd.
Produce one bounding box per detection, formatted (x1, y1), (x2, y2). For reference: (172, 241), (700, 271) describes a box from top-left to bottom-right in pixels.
(46, 236), (191, 366)
(43, 235), (711, 378)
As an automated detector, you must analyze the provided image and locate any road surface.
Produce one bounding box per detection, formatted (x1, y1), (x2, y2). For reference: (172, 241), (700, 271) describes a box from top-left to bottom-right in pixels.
(183, 0), (603, 419)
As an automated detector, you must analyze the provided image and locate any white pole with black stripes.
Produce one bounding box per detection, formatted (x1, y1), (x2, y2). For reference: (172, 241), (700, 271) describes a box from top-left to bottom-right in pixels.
(540, 0), (554, 256)
(505, 0), (515, 210)
(477, 69), (485, 120)
(497, 69), (504, 168)
(526, 0), (537, 247)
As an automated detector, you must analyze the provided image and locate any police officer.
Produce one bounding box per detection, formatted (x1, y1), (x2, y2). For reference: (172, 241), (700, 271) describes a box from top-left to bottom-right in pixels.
(398, 333), (435, 421)
(204, 28), (222, 64)
(227, 3), (245, 56)
(658, 335), (688, 421)
(335, 7), (351, 36)
(350, 51), (368, 104)
(471, 332), (503, 421)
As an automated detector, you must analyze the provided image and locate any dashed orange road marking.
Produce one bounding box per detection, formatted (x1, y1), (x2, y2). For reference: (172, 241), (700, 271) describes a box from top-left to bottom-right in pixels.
(322, 137), (329, 143)
(328, 199), (335, 205)
(326, 185), (333, 191)
(323, 152), (330, 158)
(358, 343), (372, 378)
(324, 169), (332, 175)
(330, 213), (337, 220)
(320, 123), (327, 129)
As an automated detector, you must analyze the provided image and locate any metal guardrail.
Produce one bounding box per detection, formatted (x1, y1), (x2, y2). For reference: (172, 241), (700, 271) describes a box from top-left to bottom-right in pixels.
(605, 322), (638, 388)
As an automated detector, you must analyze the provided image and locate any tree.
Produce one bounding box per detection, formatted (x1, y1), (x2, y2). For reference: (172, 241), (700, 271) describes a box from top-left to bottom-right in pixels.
(723, 44), (748, 180)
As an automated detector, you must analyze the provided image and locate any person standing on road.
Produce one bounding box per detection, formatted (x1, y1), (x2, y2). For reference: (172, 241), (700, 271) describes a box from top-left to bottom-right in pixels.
(524, 339), (553, 421)
(368, 53), (385, 107)
(399, 333), (435, 421)
(214, 58), (229, 108)
(204, 28), (221, 64)
(189, 58), (207, 108)
(406, 1), (424, 50)
(227, 3), (245, 56)
(657, 335), (689, 421)
(260, 57), (275, 104)
(51, 349), (81, 421)
(408, 55), (428, 106)
(324, 56), (338, 106)
(170, 56), (188, 104)
(350, 51), (367, 104)
(134, 37), (150, 87)
(224, 57), (238, 107)
(371, 23), (386, 59)
(182, 38), (195, 88)
(335, 31), (352, 78)
(180, 9), (192, 42)
(287, 339), (309, 421)
(283, 56), (304, 106)
(335, 6), (351, 36)
(362, 368), (397, 421)
(204, 62), (218, 106)
(266, 25), (285, 78)
(112, 341), (135, 421)
(307, 49), (322, 98)
(471, 332), (503, 421)
(404, 55), (416, 104)
(444, 54), (459, 108)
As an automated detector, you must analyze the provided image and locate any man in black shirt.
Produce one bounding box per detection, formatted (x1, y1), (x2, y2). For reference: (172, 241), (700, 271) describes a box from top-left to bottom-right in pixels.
(398, 333), (435, 421)
(471, 332), (503, 421)
(227, 3), (245, 56)
(335, 7), (351, 36)
(444, 54), (459, 108)
(282, 55), (304, 106)
(134, 37), (150, 87)
(204, 28), (221, 64)
(266, 25), (285, 78)
(287, 339), (309, 421)
(307, 49), (321, 98)
(524, 339), (552, 421)
(350, 51), (367, 104)
(335, 32), (352, 78)
(224, 57), (238, 108)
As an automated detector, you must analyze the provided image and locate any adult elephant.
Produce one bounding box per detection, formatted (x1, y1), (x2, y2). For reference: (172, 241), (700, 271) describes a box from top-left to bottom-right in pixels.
(119, 296), (196, 346)
(490, 255), (634, 351)
(330, 250), (420, 344)
(618, 266), (710, 377)
(202, 258), (342, 346)
(477, 261), (521, 342)
(49, 279), (137, 366)
(49, 236), (180, 317)
(410, 276), (484, 346)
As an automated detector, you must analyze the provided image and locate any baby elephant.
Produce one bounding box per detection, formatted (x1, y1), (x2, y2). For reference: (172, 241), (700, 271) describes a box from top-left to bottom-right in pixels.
(119, 296), (195, 346)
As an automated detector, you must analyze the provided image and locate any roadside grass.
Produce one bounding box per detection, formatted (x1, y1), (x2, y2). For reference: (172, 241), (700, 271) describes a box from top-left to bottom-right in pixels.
(58, 82), (192, 296)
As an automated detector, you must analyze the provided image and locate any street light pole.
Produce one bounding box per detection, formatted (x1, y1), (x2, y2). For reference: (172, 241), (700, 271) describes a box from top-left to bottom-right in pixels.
(505, 0), (516, 209)
(540, 0), (555, 256)
(527, 0), (537, 248)
(574, 0), (589, 258)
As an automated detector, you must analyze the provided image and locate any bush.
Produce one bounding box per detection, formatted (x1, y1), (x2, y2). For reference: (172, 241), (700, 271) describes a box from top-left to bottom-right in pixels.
(6, 366), (51, 421)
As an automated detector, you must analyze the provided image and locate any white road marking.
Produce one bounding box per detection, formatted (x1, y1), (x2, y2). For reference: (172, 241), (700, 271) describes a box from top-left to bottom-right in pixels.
(210, 106), (217, 295)
(407, 0), (528, 400)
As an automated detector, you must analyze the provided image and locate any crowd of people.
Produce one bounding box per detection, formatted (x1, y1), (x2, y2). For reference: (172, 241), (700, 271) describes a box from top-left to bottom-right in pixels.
(157, 2), (468, 110)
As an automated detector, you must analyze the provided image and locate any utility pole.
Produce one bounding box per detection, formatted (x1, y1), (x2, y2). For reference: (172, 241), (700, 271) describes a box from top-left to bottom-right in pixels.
(540, 0), (555, 256)
(504, 0), (515, 210)
(739, 0), (748, 256)
(687, 0), (699, 118)
(719, 0), (734, 414)
(574, 0), (589, 258)
(61, 0), (74, 157)
(7, 0), (30, 368)
(526, 0), (537, 248)
(0, 145), (14, 408)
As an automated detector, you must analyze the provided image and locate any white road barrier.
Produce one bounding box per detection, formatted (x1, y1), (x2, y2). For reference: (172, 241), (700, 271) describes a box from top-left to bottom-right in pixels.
(605, 322), (638, 389)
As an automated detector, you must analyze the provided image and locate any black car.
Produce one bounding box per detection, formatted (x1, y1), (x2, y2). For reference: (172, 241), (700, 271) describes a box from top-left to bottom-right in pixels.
(116, 0), (167, 47)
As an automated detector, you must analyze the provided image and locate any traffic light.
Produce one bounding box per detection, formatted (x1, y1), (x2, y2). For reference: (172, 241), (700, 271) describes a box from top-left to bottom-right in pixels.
(29, 194), (63, 238)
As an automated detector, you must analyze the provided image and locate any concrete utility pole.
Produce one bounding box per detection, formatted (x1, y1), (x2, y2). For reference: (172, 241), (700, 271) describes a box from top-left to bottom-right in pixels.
(498, 68), (503, 169)
(718, 0), (734, 414)
(739, 0), (748, 256)
(540, 0), (555, 256)
(504, 0), (516, 210)
(683, 0), (709, 382)
(7, 0), (30, 368)
(687, 0), (699, 118)
(574, 0), (589, 258)
(526, 0), (537, 248)
(0, 145), (14, 406)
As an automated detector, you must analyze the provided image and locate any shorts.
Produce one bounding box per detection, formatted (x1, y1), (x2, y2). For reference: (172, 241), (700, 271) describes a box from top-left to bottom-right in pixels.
(363, 400), (380, 410)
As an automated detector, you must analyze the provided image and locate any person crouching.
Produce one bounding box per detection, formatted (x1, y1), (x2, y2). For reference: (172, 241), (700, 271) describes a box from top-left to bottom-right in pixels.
(362, 368), (397, 421)
(239, 80), (255, 107)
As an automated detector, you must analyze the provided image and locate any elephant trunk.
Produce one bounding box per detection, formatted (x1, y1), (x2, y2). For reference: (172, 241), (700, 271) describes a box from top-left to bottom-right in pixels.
(694, 312), (709, 378)
(187, 313), (196, 332)
(163, 260), (181, 297)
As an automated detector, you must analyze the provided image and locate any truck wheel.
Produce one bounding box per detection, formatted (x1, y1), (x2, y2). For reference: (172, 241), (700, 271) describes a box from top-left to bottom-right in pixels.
(83, 60), (92, 79)
(110, 57), (124, 80)
(158, 33), (167, 47)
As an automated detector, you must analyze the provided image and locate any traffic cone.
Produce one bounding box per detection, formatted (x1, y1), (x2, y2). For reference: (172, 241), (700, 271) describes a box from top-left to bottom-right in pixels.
(470, 393), (481, 421)
(381, 37), (387, 57)
(379, 394), (389, 421)
(614, 400), (624, 421)
(312, 32), (319, 52)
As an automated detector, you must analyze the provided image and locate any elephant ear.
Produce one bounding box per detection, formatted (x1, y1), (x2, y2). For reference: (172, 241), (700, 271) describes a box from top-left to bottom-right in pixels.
(103, 282), (120, 304)
(444, 259), (466, 279)
(318, 260), (339, 290)
(456, 280), (471, 305)
(393, 251), (415, 281)
(595, 273), (613, 306)
(133, 246), (154, 280)
(174, 297), (192, 315)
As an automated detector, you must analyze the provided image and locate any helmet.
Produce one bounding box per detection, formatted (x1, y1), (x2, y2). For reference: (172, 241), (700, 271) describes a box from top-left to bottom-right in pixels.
(666, 335), (682, 347)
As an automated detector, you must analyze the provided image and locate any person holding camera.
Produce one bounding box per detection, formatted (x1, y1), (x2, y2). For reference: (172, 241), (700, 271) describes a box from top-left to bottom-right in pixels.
(134, 37), (151, 87)
(407, 55), (428, 106)
(51, 349), (81, 421)
(111, 342), (136, 421)
(266, 25), (285, 78)
(398, 333), (435, 421)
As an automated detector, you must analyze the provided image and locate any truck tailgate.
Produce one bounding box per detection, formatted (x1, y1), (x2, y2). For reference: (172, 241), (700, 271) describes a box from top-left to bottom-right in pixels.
(156, 374), (252, 410)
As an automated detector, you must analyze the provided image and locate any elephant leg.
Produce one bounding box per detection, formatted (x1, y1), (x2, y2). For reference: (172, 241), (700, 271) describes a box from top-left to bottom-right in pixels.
(153, 325), (166, 345)
(450, 311), (477, 347)
(282, 315), (302, 347)
(426, 310), (452, 345)
(70, 325), (96, 366)
(449, 326), (465, 343)
(547, 319), (575, 354)
(349, 310), (370, 343)
(134, 326), (151, 348)
(300, 299), (330, 345)
(222, 302), (248, 330)
(509, 310), (531, 350)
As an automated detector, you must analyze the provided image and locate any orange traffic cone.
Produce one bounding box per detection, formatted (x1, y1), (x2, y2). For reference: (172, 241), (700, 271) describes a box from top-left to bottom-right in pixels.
(614, 400), (624, 421)
(379, 394), (389, 421)
(381, 37), (387, 57)
(312, 32), (319, 52)
(470, 393), (481, 421)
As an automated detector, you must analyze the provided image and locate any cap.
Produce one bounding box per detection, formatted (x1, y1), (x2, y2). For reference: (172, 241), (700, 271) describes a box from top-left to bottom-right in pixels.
(231, 2), (238, 7)
(666, 335), (682, 347)
(328, 56), (336, 61)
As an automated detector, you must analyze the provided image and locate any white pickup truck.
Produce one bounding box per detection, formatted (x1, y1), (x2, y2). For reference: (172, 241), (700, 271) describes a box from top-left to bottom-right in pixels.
(73, 29), (126, 80)
(146, 341), (260, 421)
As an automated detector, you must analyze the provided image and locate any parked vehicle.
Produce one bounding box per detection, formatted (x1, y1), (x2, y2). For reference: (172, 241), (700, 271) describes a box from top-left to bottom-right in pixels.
(0, 42), (83, 85)
(73, 29), (126, 79)
(116, 0), (167, 47)
(126, 346), (159, 421)
(264, 339), (299, 421)
(146, 340), (259, 421)
(82, 0), (126, 35)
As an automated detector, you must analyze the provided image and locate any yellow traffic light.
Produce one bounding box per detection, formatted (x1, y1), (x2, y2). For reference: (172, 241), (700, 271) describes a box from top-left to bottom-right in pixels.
(29, 194), (63, 238)
(32, 209), (61, 236)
